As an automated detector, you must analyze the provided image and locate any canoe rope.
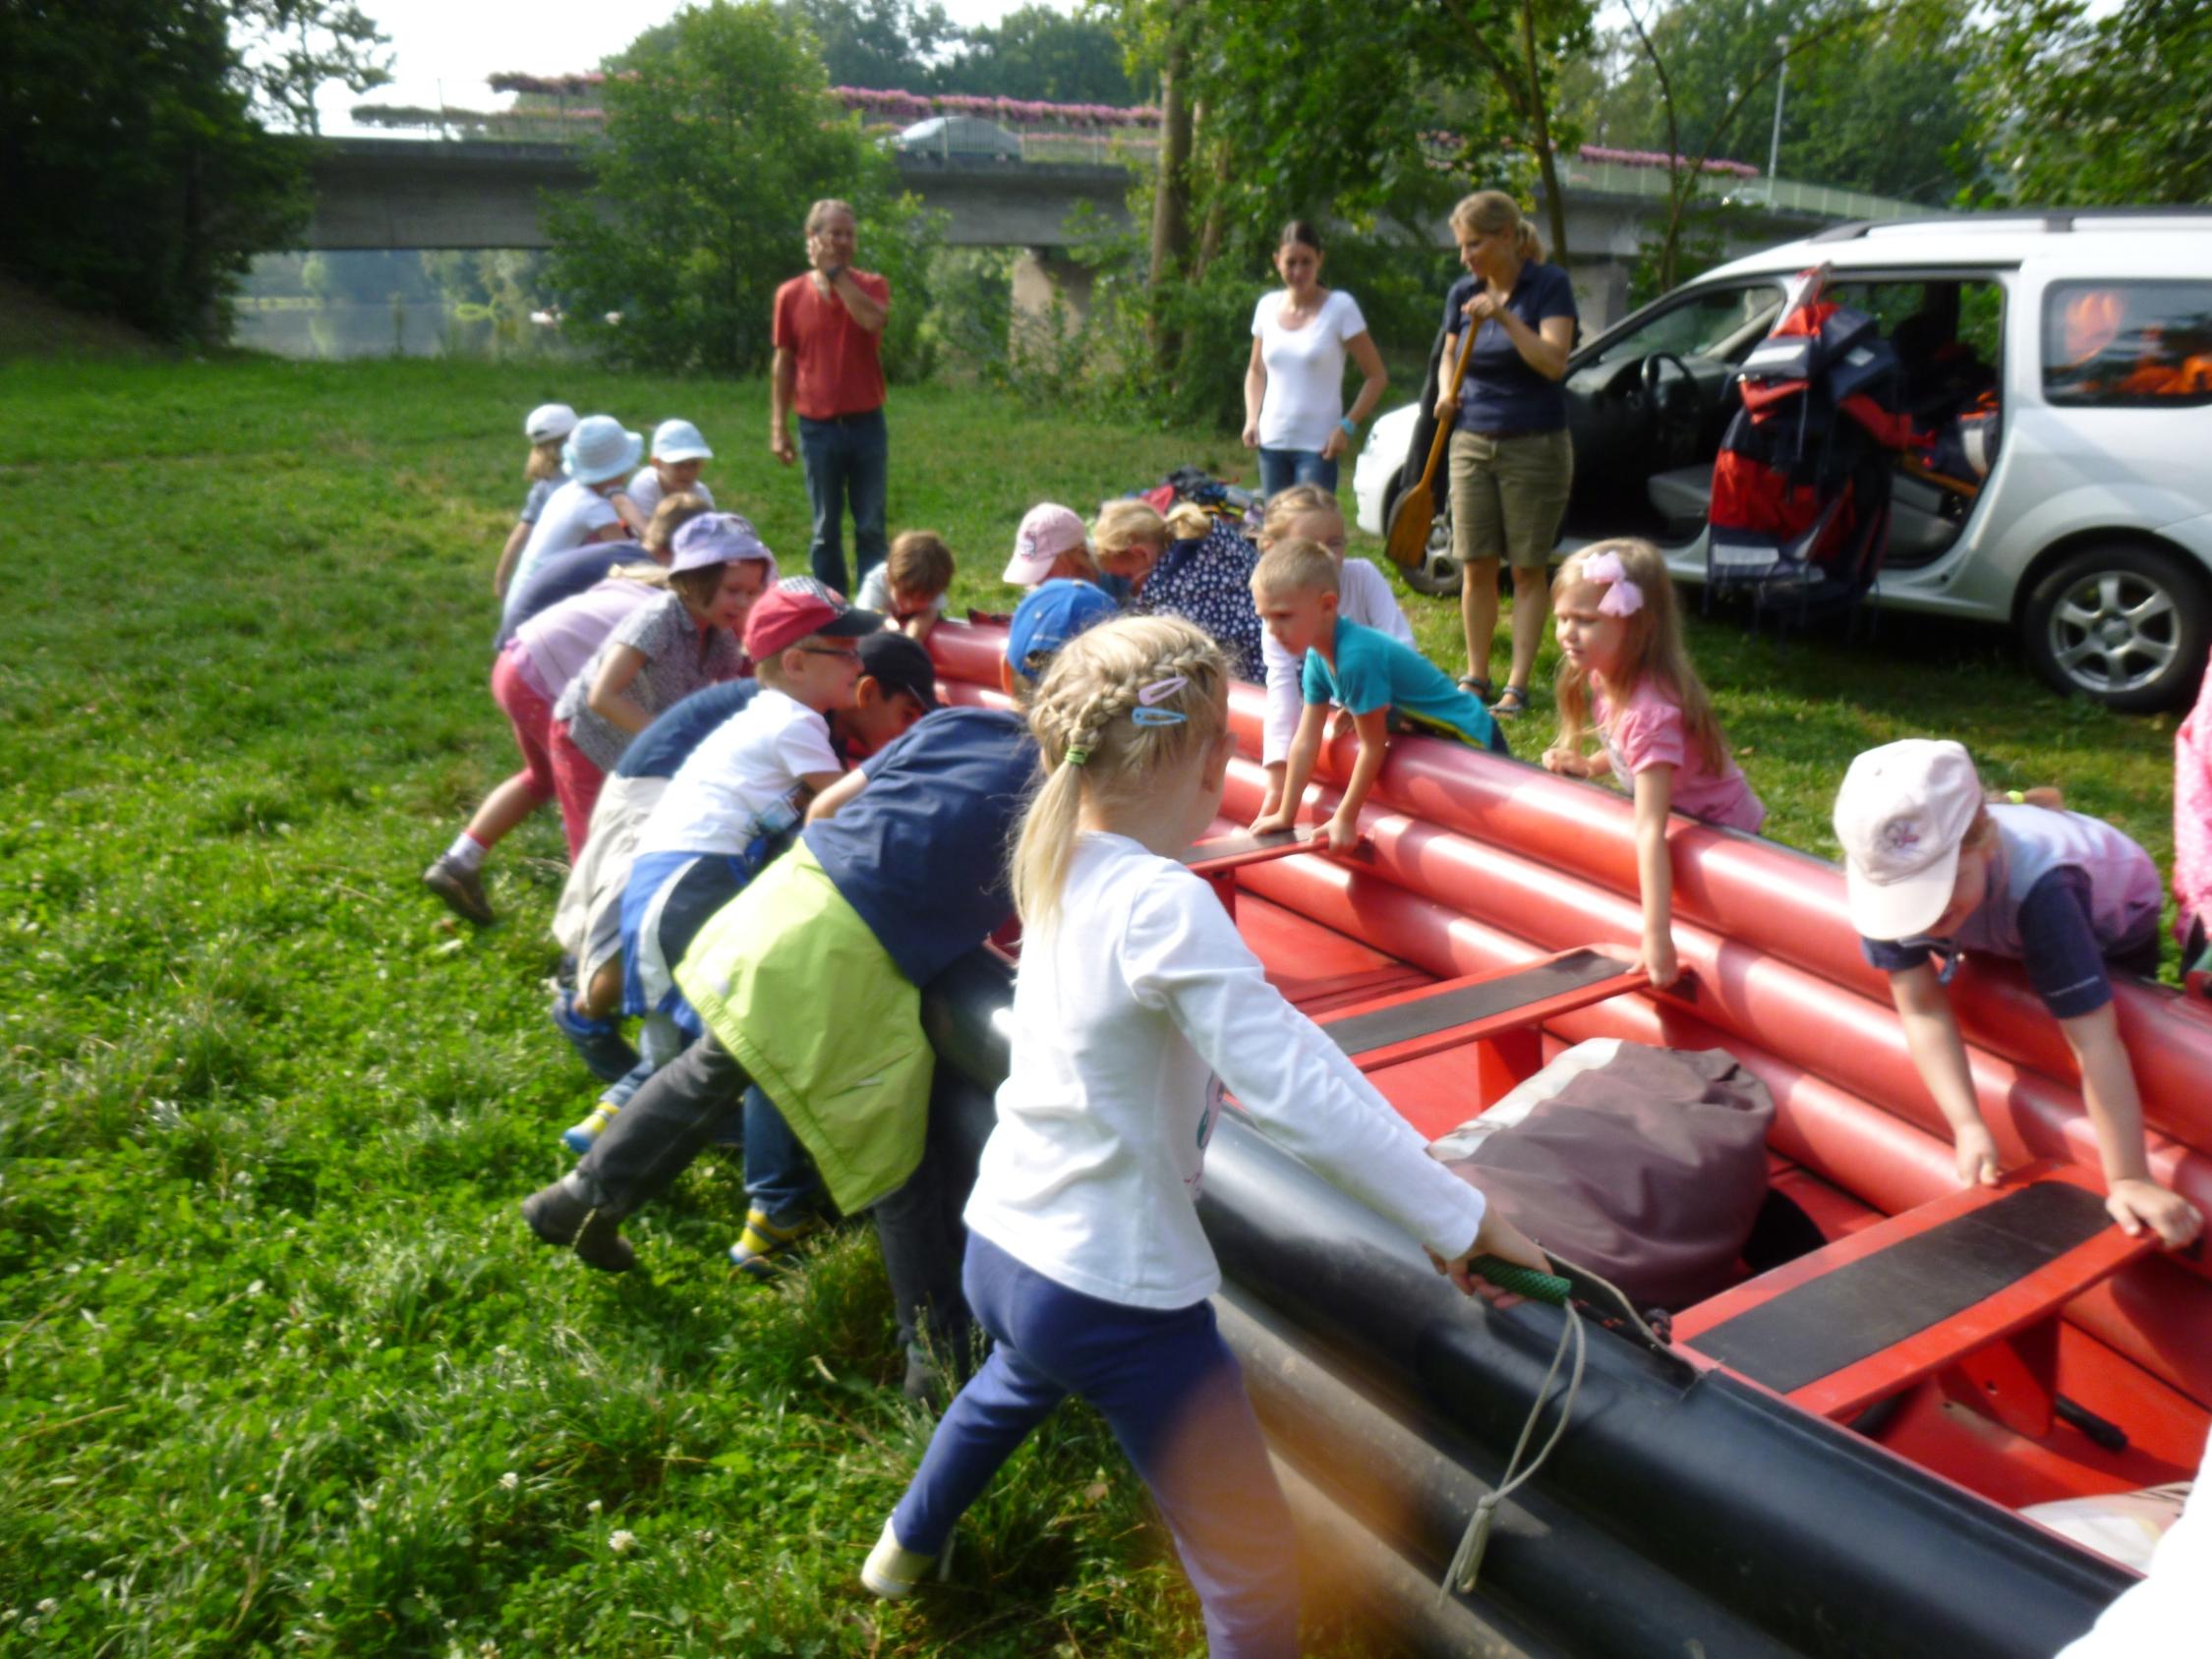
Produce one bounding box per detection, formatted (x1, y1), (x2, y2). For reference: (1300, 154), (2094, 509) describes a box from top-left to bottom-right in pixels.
(1439, 1298), (1588, 1604)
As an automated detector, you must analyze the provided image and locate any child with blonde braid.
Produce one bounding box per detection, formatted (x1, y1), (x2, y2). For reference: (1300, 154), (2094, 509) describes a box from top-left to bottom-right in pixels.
(1542, 539), (1763, 987)
(859, 615), (1548, 1651)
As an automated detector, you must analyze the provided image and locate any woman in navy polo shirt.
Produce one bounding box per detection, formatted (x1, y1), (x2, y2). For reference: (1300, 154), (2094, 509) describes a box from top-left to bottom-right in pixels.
(1437, 191), (1578, 718)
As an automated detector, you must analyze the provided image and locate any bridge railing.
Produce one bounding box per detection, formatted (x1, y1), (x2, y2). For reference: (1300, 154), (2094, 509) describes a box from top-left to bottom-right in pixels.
(1557, 156), (1931, 222)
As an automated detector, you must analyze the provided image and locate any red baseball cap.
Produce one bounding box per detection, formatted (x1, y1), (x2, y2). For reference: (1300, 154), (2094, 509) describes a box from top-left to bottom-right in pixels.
(743, 576), (882, 659)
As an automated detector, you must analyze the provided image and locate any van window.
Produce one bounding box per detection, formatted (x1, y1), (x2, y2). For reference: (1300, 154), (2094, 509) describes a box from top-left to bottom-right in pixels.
(1589, 283), (1783, 369)
(1824, 279), (2005, 403)
(2043, 281), (2212, 407)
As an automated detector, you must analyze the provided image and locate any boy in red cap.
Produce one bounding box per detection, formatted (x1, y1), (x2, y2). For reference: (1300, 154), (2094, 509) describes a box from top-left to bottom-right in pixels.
(599, 577), (890, 1127)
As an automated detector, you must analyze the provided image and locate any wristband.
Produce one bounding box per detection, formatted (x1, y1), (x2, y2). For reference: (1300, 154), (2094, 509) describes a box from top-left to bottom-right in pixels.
(1339, 416), (1360, 437)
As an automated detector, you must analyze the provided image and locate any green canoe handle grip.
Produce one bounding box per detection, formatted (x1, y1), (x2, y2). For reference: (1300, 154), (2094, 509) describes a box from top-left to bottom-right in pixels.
(1470, 1256), (1574, 1305)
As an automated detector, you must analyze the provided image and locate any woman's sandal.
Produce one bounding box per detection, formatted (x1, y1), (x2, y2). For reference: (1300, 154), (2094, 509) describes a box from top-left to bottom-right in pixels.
(1490, 684), (1533, 717)
(1457, 673), (1494, 700)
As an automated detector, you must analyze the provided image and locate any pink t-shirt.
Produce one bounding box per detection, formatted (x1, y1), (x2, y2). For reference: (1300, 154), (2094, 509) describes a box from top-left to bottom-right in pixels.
(1595, 675), (1766, 834)
(512, 580), (657, 703)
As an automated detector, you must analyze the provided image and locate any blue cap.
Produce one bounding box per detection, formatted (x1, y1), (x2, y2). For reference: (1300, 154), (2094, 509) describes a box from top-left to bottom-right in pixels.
(1007, 580), (1118, 680)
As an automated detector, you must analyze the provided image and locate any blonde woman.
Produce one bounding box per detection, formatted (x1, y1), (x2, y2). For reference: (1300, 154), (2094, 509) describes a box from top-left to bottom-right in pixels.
(1438, 191), (1578, 716)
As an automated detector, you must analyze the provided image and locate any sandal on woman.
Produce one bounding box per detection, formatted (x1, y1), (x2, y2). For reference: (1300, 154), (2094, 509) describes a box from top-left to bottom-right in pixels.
(1457, 673), (1494, 700)
(1490, 684), (1533, 717)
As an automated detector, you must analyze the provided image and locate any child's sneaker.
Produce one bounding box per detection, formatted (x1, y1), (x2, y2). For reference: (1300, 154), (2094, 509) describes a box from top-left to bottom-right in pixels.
(860, 1518), (936, 1600)
(550, 989), (640, 1085)
(728, 1206), (823, 1279)
(423, 854), (495, 926)
(561, 1101), (620, 1157)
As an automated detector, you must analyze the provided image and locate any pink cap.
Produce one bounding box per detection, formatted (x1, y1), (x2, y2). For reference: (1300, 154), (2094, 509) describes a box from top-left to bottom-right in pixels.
(1003, 503), (1088, 587)
(1832, 739), (1983, 940)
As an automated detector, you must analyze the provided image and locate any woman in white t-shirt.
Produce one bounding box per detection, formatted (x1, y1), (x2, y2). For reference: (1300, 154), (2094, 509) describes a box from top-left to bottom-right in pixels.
(1241, 219), (1388, 500)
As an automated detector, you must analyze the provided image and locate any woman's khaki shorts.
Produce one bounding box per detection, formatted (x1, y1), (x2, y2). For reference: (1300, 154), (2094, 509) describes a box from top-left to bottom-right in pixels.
(1448, 427), (1573, 569)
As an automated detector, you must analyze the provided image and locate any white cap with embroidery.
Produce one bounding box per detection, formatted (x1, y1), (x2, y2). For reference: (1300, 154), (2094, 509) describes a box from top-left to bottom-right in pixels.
(1833, 738), (1983, 941)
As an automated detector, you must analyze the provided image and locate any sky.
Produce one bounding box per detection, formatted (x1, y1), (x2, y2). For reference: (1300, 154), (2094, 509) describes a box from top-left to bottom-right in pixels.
(316, 0), (1079, 135)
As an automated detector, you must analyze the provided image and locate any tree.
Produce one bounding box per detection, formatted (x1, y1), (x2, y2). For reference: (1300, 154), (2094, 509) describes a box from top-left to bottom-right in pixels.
(776, 0), (960, 89)
(1965, 0), (2212, 206)
(1097, 0), (1592, 425)
(0, 0), (387, 343)
(1604, 0), (1975, 295)
(545, 1), (938, 377)
(939, 6), (1150, 103)
(1579, 0), (1976, 202)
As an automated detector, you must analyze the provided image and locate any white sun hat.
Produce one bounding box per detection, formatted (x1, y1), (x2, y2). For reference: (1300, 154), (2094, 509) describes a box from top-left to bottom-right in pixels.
(562, 415), (645, 486)
(651, 418), (714, 464)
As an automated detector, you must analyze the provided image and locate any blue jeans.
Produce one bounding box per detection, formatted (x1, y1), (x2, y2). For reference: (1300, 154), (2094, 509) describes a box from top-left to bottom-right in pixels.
(890, 1234), (1298, 1656)
(797, 408), (889, 595)
(1256, 446), (1338, 500)
(743, 1087), (820, 1226)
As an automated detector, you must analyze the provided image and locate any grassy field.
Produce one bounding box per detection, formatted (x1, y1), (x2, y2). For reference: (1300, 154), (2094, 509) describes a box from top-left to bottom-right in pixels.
(0, 354), (2184, 1657)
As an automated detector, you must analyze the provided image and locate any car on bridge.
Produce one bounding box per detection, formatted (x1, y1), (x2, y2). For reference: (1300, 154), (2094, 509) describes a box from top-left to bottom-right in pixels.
(1353, 209), (2212, 710)
(895, 116), (1023, 164)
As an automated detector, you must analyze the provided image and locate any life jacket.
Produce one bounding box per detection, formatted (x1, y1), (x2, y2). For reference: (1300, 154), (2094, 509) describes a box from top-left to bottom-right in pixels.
(1708, 267), (1932, 619)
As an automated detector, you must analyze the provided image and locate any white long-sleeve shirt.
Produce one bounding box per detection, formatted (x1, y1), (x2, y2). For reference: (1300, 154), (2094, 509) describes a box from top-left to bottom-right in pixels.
(964, 831), (1484, 1309)
(1260, 557), (1415, 766)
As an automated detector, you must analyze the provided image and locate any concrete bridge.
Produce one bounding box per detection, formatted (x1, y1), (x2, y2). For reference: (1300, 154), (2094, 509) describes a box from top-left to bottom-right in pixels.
(298, 137), (1136, 253)
(294, 136), (1930, 332)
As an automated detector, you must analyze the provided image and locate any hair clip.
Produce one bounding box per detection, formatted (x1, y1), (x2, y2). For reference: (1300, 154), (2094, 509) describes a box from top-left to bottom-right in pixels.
(1136, 675), (1188, 706)
(1063, 745), (1091, 768)
(1131, 707), (1187, 727)
(1582, 550), (1645, 617)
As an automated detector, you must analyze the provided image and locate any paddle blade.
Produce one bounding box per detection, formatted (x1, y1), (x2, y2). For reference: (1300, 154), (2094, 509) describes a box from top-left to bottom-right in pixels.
(1384, 480), (1435, 570)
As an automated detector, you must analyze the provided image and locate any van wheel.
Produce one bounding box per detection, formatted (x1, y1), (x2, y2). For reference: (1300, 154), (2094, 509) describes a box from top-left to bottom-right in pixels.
(1388, 472), (1464, 598)
(2021, 543), (2209, 712)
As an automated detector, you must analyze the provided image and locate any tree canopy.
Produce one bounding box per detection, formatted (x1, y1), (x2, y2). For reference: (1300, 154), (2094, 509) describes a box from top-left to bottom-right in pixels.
(0, 0), (387, 343)
(1965, 0), (2212, 206)
(775, 0), (1147, 104)
(546, 0), (939, 378)
(1569, 0), (1978, 205)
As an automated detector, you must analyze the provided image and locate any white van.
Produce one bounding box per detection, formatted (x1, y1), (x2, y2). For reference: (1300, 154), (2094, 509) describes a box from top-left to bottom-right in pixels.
(1353, 209), (2212, 709)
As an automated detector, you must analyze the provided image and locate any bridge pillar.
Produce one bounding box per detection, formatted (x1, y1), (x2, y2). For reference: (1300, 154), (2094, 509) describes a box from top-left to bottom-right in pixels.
(1009, 248), (1094, 356)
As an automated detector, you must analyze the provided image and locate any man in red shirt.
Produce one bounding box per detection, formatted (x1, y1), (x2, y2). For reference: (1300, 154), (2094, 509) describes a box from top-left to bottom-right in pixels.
(771, 199), (892, 596)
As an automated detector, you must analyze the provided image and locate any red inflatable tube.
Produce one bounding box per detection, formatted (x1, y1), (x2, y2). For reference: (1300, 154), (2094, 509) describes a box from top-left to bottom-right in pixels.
(1261, 715), (2212, 1149)
(1218, 766), (2212, 1233)
(936, 619), (2212, 1152)
(1235, 853), (2212, 1408)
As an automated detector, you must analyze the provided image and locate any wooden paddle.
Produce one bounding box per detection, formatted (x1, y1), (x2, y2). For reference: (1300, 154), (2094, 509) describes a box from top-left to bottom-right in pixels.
(1384, 320), (1479, 570)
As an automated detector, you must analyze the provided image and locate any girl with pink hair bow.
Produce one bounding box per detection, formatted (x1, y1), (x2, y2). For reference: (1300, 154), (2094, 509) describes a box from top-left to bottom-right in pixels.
(1543, 539), (1765, 986)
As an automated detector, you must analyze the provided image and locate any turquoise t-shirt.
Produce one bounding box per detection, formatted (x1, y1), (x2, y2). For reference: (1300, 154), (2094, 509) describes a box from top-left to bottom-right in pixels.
(1301, 617), (1500, 750)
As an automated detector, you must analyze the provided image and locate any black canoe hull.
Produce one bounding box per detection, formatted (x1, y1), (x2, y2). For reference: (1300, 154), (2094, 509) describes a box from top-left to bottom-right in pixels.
(920, 947), (2131, 1659)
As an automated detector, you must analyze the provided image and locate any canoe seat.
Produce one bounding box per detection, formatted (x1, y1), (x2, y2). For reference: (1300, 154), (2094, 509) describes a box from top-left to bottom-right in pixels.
(1180, 827), (1356, 921)
(1315, 947), (1648, 1116)
(1179, 827), (1311, 874)
(1671, 1164), (2154, 1424)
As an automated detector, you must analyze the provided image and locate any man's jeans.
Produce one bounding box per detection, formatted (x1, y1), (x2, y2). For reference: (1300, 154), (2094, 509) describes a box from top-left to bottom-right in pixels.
(797, 408), (889, 595)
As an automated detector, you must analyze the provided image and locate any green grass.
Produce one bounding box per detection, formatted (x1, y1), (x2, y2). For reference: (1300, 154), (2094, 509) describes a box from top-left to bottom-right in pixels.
(0, 353), (2183, 1655)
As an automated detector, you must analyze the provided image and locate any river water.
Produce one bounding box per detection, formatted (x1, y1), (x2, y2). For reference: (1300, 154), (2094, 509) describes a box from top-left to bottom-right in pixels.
(231, 300), (577, 362)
